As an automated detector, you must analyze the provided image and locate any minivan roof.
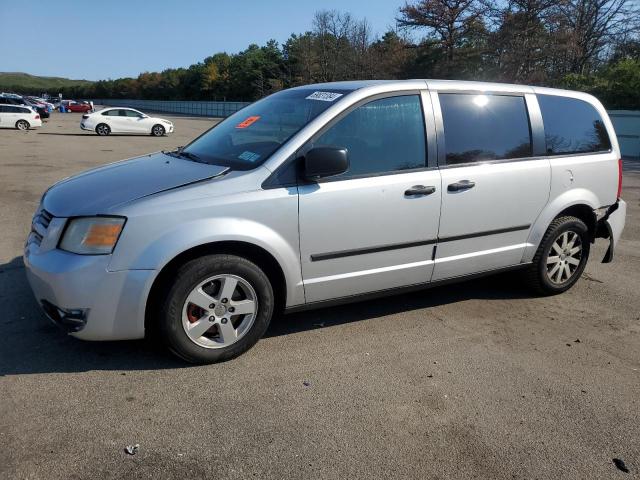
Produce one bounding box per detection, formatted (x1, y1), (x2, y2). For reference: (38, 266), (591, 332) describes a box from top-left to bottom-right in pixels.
(291, 79), (593, 100)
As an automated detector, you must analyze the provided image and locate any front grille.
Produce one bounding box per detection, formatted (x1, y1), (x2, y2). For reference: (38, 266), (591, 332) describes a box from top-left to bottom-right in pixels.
(29, 208), (53, 247)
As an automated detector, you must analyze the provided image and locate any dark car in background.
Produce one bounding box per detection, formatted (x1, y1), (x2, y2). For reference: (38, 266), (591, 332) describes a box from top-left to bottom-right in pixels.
(0, 96), (50, 119)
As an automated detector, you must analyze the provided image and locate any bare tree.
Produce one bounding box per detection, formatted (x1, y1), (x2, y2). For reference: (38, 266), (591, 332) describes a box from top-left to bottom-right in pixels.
(488, 0), (559, 82)
(397, 0), (487, 66)
(558, 0), (640, 74)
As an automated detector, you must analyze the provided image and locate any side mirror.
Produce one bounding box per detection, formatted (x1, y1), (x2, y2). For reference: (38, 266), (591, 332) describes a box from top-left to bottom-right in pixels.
(303, 147), (349, 180)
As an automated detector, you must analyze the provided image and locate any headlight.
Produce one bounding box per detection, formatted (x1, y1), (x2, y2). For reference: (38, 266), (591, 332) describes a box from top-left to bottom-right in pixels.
(59, 217), (126, 255)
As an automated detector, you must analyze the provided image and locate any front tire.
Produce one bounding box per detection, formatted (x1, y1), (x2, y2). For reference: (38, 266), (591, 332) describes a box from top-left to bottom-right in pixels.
(95, 123), (110, 136)
(16, 120), (29, 130)
(526, 216), (590, 295)
(151, 124), (165, 137)
(158, 254), (274, 363)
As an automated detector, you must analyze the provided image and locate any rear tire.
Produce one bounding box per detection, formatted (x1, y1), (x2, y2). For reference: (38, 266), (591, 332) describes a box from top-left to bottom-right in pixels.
(96, 123), (110, 136)
(16, 120), (29, 130)
(158, 254), (274, 364)
(151, 124), (165, 137)
(525, 216), (590, 295)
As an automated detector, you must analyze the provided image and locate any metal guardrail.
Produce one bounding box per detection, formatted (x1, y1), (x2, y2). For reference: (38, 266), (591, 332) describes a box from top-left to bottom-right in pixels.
(94, 99), (250, 118)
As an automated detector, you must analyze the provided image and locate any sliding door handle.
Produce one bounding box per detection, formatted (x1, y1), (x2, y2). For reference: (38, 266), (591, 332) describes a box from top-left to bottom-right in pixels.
(405, 185), (436, 196)
(448, 180), (475, 192)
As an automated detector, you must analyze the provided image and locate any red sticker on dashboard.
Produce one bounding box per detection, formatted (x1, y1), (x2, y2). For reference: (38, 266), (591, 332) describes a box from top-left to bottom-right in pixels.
(236, 115), (261, 129)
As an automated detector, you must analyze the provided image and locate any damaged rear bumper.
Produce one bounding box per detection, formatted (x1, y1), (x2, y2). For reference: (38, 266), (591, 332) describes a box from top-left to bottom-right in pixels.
(596, 199), (627, 263)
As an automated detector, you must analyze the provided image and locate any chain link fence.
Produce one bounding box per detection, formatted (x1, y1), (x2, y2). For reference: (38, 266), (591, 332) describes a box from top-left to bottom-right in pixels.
(609, 111), (640, 160)
(94, 99), (251, 118)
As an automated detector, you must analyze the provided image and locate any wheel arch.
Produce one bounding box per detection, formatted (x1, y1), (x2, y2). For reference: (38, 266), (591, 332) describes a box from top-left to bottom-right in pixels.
(523, 189), (599, 263)
(554, 204), (597, 240)
(95, 122), (110, 135)
(144, 240), (287, 338)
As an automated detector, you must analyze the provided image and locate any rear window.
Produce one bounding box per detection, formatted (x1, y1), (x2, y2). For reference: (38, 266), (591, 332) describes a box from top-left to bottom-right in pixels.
(538, 94), (611, 155)
(439, 93), (532, 165)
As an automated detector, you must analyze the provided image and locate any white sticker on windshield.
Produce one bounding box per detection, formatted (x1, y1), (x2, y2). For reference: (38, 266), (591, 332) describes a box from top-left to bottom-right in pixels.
(305, 91), (343, 102)
(239, 151), (261, 162)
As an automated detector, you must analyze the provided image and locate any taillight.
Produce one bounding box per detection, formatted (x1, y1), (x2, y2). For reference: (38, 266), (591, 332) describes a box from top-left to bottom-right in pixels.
(617, 158), (623, 198)
(35, 114), (40, 119)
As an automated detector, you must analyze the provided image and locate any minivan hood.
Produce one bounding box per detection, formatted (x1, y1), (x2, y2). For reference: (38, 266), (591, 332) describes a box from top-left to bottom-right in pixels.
(43, 152), (228, 217)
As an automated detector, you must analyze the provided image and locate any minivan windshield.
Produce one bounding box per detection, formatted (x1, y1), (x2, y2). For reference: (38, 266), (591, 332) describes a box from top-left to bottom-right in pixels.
(180, 88), (350, 169)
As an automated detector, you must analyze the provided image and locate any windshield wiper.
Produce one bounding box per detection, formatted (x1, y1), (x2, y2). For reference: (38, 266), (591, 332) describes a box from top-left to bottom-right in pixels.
(164, 147), (203, 163)
(178, 150), (202, 162)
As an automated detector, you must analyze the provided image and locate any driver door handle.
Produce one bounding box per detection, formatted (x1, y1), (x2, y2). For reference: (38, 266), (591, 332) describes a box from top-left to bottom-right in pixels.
(448, 180), (476, 192)
(405, 185), (436, 196)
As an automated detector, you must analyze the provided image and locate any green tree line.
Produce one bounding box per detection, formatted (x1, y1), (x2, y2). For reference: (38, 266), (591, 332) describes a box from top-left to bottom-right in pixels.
(22, 1), (640, 108)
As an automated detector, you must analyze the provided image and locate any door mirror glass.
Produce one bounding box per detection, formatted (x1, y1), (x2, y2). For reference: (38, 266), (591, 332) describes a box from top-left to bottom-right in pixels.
(303, 147), (349, 180)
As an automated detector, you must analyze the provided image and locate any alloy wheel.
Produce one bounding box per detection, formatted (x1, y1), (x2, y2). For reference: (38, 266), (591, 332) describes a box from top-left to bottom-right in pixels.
(181, 274), (258, 349)
(546, 230), (583, 284)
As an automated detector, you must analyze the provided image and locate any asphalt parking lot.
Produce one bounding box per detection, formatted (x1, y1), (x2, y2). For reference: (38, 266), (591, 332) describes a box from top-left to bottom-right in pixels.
(1, 111), (639, 479)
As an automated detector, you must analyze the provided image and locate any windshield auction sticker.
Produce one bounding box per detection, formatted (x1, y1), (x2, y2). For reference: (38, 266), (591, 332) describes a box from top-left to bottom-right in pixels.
(238, 151), (261, 162)
(305, 91), (343, 102)
(236, 115), (261, 129)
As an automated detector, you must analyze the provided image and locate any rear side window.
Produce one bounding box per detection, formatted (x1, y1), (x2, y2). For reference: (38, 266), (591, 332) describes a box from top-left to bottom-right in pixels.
(102, 110), (117, 116)
(313, 95), (426, 178)
(18, 107), (30, 114)
(538, 95), (611, 155)
(439, 93), (532, 165)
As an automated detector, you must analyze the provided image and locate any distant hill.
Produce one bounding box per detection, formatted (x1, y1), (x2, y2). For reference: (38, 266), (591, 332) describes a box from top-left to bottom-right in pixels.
(0, 72), (93, 93)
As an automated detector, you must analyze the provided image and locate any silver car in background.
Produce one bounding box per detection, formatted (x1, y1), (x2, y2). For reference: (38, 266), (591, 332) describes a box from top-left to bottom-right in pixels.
(24, 80), (626, 363)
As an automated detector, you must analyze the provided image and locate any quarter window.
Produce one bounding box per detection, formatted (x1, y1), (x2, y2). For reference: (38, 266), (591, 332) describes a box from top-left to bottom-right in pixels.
(538, 94), (611, 155)
(439, 93), (532, 165)
(313, 95), (427, 178)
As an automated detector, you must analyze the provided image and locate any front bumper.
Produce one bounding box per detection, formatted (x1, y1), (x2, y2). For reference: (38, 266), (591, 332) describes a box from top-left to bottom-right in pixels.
(24, 247), (155, 341)
(596, 199), (627, 263)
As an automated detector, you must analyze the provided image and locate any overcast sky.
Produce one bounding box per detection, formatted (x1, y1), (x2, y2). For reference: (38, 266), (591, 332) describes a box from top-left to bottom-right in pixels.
(0, 0), (405, 80)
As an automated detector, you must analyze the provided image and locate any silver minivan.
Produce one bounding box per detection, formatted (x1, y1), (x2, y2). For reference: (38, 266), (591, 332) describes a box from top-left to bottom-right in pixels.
(24, 80), (627, 363)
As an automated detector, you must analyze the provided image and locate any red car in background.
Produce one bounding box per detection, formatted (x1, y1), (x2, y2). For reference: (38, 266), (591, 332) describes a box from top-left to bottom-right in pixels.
(65, 101), (92, 113)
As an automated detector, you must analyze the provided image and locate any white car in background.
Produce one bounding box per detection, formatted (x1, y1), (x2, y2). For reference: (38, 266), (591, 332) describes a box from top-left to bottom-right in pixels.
(80, 107), (174, 136)
(0, 105), (42, 130)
